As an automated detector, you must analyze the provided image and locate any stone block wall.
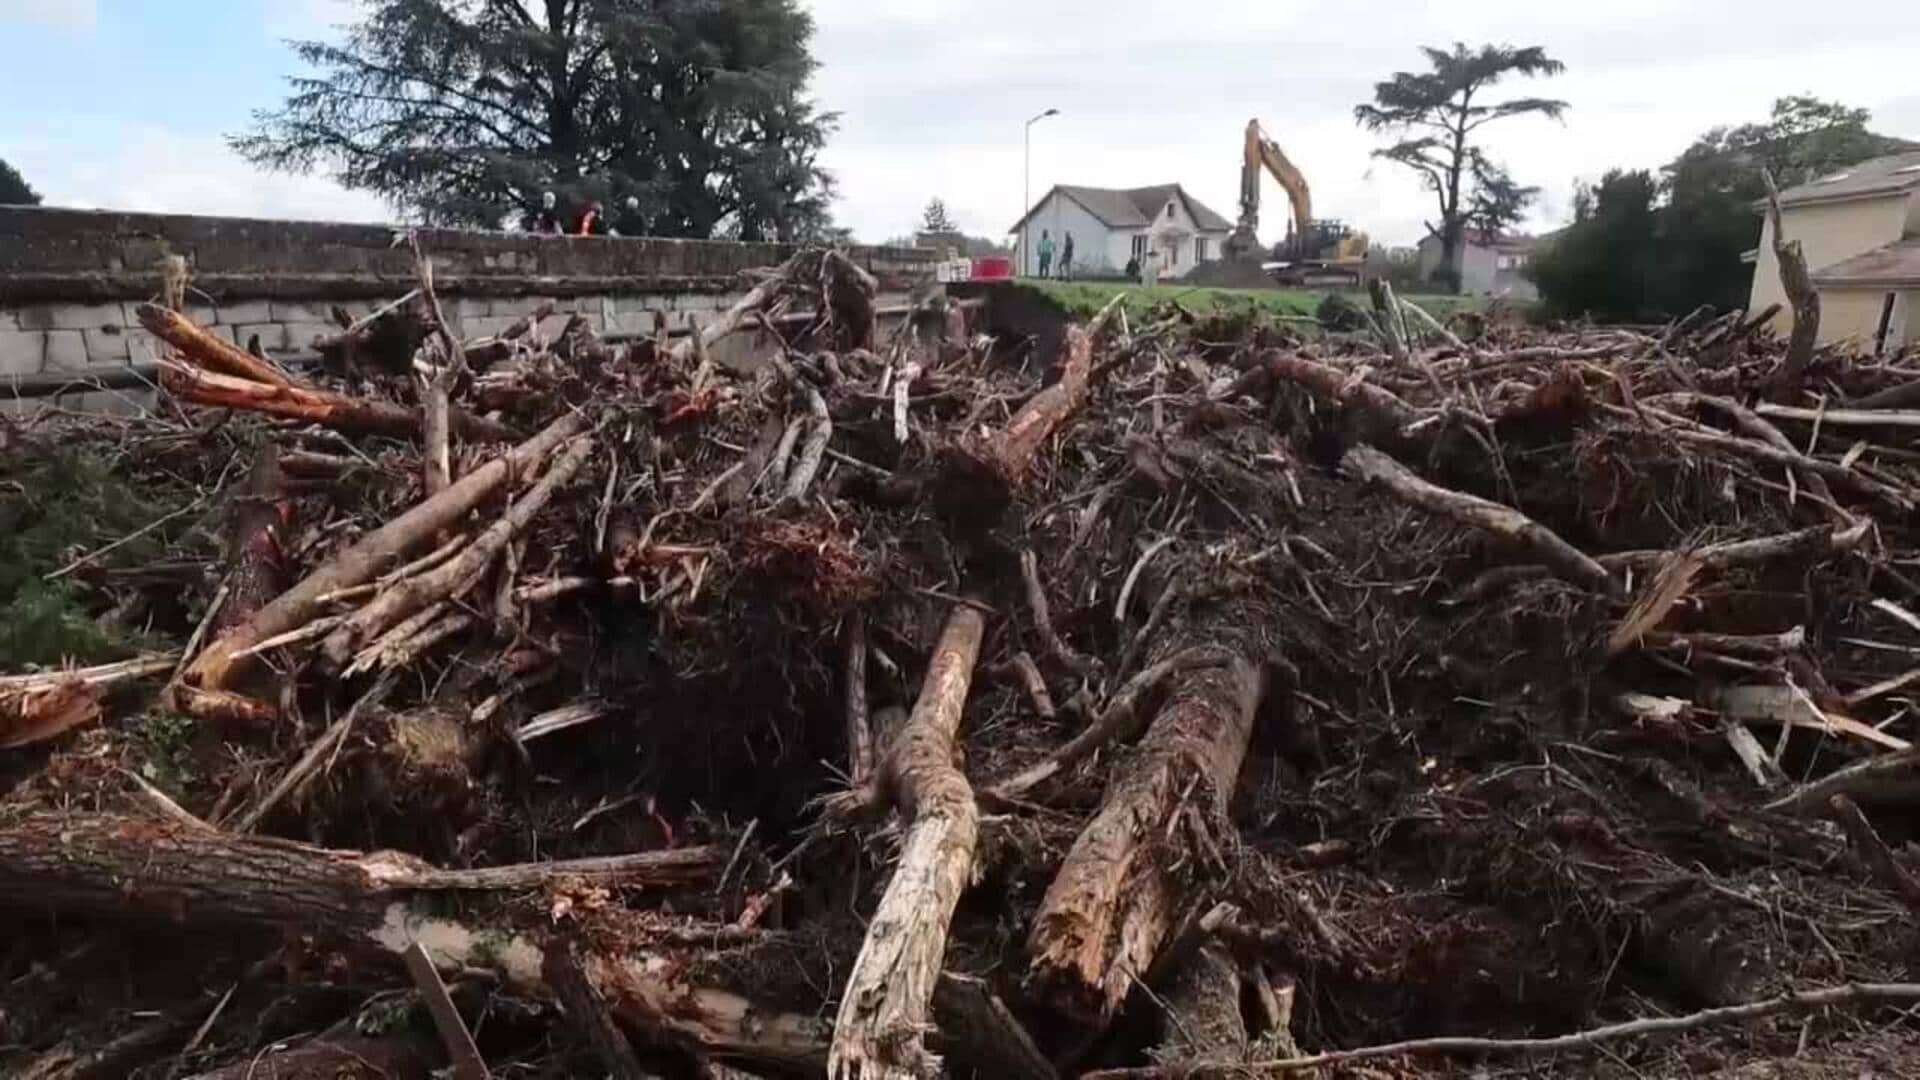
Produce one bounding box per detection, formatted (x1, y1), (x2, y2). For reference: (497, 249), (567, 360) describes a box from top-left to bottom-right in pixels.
(2, 206), (939, 414)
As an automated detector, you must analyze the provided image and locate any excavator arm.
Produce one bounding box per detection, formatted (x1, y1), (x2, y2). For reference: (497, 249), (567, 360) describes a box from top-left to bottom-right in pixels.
(1239, 119), (1312, 252)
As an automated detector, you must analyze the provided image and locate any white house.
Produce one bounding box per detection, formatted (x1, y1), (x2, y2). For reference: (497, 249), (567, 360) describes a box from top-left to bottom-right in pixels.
(1010, 184), (1234, 280)
(1415, 230), (1540, 300)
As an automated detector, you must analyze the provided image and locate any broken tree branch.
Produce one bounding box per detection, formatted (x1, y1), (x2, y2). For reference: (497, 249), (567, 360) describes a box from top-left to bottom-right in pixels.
(321, 432), (596, 666)
(179, 411), (588, 699)
(135, 303), (297, 388)
(1343, 444), (1614, 593)
(1028, 653), (1263, 1023)
(829, 604), (985, 1080)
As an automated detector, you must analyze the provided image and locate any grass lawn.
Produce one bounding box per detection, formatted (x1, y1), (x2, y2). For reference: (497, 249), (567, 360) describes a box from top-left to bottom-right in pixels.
(1019, 278), (1480, 322)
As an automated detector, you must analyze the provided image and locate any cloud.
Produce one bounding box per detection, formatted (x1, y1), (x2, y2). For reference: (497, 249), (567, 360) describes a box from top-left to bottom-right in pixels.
(3, 125), (391, 223)
(0, 0), (93, 29)
(805, 0), (1920, 246)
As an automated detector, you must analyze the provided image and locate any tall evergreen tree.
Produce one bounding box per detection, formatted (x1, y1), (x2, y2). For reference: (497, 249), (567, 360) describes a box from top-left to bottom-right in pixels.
(234, 0), (838, 239)
(1355, 43), (1566, 289)
(920, 198), (957, 234)
(0, 158), (41, 206)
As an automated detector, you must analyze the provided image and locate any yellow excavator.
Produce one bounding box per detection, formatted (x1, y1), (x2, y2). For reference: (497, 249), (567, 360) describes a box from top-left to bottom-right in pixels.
(1225, 119), (1368, 285)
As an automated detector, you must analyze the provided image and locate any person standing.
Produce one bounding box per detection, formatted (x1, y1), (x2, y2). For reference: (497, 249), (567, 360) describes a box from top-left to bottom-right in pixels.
(1060, 232), (1075, 280)
(530, 191), (562, 235)
(1142, 246), (1159, 288)
(1036, 229), (1054, 279)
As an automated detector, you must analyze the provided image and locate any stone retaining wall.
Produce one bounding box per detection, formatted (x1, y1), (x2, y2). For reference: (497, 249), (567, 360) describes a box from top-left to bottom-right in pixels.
(1, 207), (939, 414)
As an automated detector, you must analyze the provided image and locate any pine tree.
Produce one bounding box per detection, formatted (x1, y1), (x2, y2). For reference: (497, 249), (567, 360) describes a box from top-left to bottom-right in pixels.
(234, 0), (838, 240)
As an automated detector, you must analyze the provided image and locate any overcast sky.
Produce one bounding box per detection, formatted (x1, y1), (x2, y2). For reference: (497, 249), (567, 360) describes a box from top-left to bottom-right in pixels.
(4, 0), (1918, 248)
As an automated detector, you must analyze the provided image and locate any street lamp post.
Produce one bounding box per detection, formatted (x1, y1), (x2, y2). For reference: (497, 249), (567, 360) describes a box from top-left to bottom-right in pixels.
(1023, 108), (1060, 277)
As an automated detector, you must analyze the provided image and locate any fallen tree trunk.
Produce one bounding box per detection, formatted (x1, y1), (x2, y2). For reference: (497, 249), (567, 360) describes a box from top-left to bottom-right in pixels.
(159, 363), (518, 444)
(829, 604), (985, 1080)
(178, 411), (589, 700)
(135, 302), (298, 388)
(1343, 444), (1616, 594)
(1028, 653), (1263, 1023)
(1153, 943), (1249, 1067)
(0, 813), (827, 1067)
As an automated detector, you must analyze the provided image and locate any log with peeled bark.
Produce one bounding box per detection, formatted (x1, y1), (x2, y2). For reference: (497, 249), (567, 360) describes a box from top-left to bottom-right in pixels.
(158, 362), (518, 444)
(0, 813), (828, 1067)
(1028, 652), (1264, 1024)
(320, 433), (597, 667)
(828, 604), (985, 1080)
(1343, 444), (1616, 594)
(178, 411), (589, 702)
(135, 302), (297, 388)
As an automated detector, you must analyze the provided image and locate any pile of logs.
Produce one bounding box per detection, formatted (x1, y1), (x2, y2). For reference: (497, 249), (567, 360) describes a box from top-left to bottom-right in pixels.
(10, 244), (1920, 1079)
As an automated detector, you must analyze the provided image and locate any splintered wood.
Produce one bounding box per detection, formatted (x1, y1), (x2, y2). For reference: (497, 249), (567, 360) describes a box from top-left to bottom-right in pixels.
(17, 241), (1920, 1079)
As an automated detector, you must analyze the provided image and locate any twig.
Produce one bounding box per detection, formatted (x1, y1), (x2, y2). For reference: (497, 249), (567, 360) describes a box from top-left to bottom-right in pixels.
(781, 382), (831, 504)
(1020, 548), (1099, 679)
(844, 612), (873, 786)
(45, 495), (207, 580)
(1082, 982), (1920, 1078)
(1114, 537), (1176, 624)
(229, 674), (395, 833)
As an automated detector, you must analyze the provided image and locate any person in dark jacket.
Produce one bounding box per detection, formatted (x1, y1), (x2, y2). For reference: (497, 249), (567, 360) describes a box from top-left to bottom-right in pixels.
(1060, 232), (1075, 280)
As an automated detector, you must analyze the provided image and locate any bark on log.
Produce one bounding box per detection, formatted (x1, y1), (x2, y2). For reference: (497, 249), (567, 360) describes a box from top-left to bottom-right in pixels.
(0, 813), (827, 1067)
(321, 433), (596, 666)
(828, 604), (985, 1080)
(135, 303), (297, 388)
(928, 973), (1058, 1080)
(991, 324), (1094, 480)
(1343, 444), (1615, 593)
(158, 362), (517, 444)
(545, 941), (653, 1080)
(180, 411), (589, 699)
(1763, 170), (1821, 401)
(1153, 943), (1249, 1067)
(210, 444), (292, 643)
(1259, 351), (1426, 432)
(1028, 654), (1263, 1023)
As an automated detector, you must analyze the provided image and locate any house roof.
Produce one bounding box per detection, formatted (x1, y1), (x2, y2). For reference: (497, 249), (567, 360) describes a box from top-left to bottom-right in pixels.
(1416, 230), (1537, 252)
(1771, 151), (1920, 209)
(1010, 184), (1234, 234)
(1813, 238), (1920, 288)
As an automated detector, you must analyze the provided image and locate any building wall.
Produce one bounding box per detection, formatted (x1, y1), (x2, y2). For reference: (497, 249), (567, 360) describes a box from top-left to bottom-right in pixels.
(1815, 288), (1920, 351)
(1750, 193), (1913, 338)
(1, 206), (938, 414)
(1014, 191), (1115, 277)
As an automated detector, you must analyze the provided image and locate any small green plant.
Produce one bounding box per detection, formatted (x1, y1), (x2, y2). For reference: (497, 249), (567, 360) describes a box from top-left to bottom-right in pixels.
(353, 993), (415, 1036)
(0, 446), (198, 668)
(136, 709), (199, 792)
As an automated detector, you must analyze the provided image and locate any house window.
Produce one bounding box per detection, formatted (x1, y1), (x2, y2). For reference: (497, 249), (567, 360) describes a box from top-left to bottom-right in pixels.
(1166, 203), (1175, 220)
(1131, 234), (1148, 259)
(1168, 243), (1178, 269)
(1876, 293), (1898, 357)
(1195, 237), (1208, 262)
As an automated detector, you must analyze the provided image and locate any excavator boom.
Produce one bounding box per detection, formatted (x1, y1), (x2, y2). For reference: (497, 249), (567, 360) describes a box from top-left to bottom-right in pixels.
(1239, 119), (1312, 248)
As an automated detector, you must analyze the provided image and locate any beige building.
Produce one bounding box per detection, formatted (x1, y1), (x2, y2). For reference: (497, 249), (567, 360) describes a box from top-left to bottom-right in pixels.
(1749, 151), (1920, 353)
